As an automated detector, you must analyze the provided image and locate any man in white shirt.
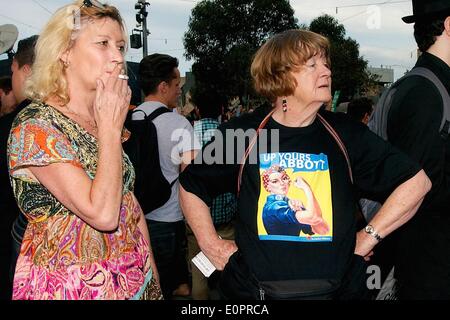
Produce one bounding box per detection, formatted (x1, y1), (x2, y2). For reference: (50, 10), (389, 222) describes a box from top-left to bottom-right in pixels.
(134, 54), (200, 299)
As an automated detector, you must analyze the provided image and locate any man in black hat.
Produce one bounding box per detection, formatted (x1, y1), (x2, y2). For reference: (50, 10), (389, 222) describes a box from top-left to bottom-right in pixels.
(385, 0), (450, 299)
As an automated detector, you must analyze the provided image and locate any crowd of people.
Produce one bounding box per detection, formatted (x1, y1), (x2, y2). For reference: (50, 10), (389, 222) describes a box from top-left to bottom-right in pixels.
(0, 0), (448, 300)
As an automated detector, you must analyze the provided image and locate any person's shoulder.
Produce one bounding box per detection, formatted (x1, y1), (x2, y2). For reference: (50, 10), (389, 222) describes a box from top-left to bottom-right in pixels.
(12, 100), (49, 128)
(318, 109), (369, 141)
(168, 111), (194, 128)
(19, 100), (44, 115)
(219, 104), (272, 131)
(395, 74), (436, 93)
(389, 71), (443, 122)
(196, 118), (219, 130)
(150, 108), (190, 128)
(392, 68), (441, 105)
(319, 109), (347, 122)
(319, 109), (365, 130)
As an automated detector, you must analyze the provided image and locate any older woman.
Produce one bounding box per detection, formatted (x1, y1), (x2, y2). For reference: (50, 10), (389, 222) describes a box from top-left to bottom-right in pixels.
(179, 29), (431, 300)
(7, 0), (161, 300)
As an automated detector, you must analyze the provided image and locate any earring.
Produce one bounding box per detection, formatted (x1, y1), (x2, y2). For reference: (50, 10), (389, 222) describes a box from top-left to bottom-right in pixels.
(63, 60), (70, 68)
(282, 99), (288, 112)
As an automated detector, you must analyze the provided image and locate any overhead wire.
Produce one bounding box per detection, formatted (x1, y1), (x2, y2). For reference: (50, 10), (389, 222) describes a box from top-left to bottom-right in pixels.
(340, 0), (398, 22)
(0, 13), (40, 31)
(336, 0), (409, 10)
(31, 0), (53, 15)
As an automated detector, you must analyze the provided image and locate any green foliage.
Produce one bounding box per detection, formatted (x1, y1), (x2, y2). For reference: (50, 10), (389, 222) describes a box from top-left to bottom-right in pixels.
(183, 0), (298, 105)
(309, 14), (376, 100)
(309, 15), (346, 42)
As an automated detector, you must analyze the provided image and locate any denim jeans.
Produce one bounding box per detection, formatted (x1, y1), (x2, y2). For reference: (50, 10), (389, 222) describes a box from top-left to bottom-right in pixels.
(146, 219), (189, 300)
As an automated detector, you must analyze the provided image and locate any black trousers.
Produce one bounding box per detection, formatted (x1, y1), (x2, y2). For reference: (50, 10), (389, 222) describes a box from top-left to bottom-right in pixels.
(394, 216), (450, 300)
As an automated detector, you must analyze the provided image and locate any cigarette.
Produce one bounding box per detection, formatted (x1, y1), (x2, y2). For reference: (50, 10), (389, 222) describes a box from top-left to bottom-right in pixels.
(118, 74), (129, 80)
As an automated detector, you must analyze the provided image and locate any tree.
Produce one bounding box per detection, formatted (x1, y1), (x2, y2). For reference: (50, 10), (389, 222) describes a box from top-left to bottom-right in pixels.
(309, 15), (377, 101)
(184, 0), (298, 106)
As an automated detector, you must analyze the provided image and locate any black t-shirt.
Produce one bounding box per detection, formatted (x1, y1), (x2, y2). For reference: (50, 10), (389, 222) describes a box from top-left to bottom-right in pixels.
(388, 52), (450, 218)
(180, 106), (420, 283)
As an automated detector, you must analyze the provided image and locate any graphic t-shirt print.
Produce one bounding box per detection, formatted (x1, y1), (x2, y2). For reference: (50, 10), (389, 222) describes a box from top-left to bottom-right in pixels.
(258, 152), (333, 242)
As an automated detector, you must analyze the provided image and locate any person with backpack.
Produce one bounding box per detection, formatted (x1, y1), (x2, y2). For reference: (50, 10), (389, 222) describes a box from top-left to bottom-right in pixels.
(179, 29), (431, 300)
(132, 53), (201, 299)
(371, 0), (450, 300)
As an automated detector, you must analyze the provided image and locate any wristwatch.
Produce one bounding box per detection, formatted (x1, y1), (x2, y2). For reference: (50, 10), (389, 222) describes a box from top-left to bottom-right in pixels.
(364, 224), (383, 242)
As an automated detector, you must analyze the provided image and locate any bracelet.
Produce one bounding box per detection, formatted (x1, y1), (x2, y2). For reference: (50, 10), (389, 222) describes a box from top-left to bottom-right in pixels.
(364, 224), (383, 242)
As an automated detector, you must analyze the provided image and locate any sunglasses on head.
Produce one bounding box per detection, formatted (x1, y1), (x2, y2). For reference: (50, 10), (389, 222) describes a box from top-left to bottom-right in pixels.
(81, 0), (105, 10)
(73, 0), (106, 30)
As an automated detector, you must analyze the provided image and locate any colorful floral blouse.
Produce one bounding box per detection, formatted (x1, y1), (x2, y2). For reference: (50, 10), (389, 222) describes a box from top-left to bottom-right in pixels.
(7, 102), (161, 300)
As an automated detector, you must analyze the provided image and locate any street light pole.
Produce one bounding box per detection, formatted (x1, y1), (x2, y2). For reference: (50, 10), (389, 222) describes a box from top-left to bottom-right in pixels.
(139, 0), (149, 57)
(134, 0), (149, 57)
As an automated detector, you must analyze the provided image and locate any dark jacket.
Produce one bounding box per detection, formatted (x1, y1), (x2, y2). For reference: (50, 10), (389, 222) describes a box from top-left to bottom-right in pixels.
(387, 52), (450, 298)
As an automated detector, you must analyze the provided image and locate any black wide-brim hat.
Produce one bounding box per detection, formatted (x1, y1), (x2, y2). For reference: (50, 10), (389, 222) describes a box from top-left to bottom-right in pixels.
(402, 0), (450, 23)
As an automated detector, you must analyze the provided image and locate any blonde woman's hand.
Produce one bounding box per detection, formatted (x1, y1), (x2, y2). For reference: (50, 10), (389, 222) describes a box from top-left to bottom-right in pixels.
(94, 64), (131, 136)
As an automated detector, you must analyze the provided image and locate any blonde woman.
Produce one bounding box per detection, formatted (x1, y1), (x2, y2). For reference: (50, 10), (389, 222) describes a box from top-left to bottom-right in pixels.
(7, 0), (161, 300)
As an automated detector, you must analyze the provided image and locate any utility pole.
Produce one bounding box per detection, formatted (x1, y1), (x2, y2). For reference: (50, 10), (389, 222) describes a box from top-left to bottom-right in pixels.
(133, 0), (150, 57)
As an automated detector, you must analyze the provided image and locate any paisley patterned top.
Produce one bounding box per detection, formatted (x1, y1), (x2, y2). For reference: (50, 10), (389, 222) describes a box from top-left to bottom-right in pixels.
(7, 101), (161, 300)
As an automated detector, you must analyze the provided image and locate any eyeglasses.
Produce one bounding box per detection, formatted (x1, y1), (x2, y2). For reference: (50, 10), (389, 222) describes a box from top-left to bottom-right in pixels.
(73, 0), (106, 30)
(82, 0), (105, 10)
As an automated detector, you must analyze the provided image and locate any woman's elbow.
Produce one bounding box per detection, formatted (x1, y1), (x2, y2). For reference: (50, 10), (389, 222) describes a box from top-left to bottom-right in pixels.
(91, 208), (121, 232)
(95, 219), (119, 232)
(417, 169), (432, 196)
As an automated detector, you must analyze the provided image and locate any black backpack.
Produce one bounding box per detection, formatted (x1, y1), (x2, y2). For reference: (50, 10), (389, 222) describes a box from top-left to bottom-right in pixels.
(361, 67), (450, 222)
(123, 107), (176, 213)
(369, 67), (450, 140)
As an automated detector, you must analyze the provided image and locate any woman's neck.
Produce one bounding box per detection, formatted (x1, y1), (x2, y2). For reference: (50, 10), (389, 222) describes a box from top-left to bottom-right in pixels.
(272, 98), (322, 128)
(47, 81), (96, 119)
(65, 95), (95, 118)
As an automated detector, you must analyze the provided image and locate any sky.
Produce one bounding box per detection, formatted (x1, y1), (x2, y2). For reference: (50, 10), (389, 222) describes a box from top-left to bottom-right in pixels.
(0, 0), (417, 80)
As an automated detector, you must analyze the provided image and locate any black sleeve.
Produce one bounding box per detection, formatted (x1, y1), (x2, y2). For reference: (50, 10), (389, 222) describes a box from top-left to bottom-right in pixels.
(338, 116), (422, 202)
(387, 80), (442, 164)
(387, 79), (449, 207)
(179, 123), (240, 207)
